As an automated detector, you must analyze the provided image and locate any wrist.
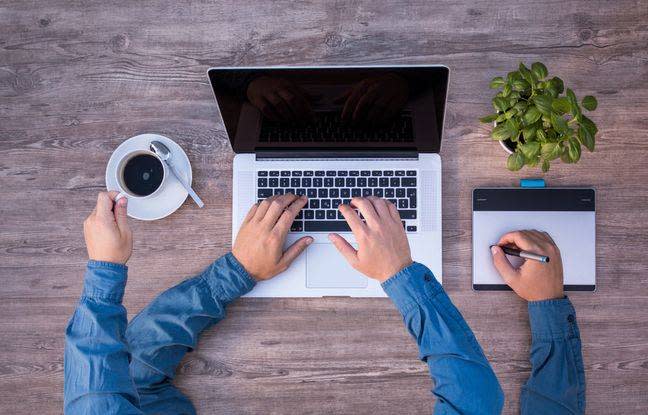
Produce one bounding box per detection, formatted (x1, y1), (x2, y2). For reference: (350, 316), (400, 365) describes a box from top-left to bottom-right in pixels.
(377, 258), (414, 283)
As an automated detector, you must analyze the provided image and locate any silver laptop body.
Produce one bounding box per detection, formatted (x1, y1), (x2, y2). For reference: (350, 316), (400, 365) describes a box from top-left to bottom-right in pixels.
(208, 65), (449, 297)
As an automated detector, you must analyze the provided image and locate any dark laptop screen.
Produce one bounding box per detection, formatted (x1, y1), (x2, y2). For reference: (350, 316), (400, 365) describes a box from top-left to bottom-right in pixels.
(208, 66), (448, 153)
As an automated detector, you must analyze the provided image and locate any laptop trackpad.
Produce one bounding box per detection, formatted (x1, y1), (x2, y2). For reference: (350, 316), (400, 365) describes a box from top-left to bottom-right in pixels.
(306, 244), (368, 289)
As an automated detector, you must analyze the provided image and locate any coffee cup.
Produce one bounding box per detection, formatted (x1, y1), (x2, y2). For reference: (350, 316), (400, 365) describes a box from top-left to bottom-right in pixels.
(114, 150), (167, 201)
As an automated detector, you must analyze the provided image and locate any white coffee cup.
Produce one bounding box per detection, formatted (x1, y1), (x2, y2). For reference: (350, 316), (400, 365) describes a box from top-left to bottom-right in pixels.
(114, 149), (167, 202)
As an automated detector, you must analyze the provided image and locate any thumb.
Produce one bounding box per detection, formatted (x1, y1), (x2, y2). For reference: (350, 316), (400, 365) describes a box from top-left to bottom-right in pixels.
(280, 236), (313, 268)
(113, 197), (130, 233)
(491, 245), (519, 287)
(328, 234), (358, 266)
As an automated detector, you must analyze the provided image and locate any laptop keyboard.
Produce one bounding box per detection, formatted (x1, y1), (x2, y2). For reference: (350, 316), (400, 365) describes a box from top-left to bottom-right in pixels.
(256, 170), (418, 233)
(259, 111), (414, 143)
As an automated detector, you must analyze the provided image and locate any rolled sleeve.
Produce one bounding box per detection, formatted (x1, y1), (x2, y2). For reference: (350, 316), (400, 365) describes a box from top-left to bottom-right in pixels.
(82, 260), (128, 303)
(528, 296), (579, 341)
(381, 262), (442, 312)
(201, 252), (256, 303)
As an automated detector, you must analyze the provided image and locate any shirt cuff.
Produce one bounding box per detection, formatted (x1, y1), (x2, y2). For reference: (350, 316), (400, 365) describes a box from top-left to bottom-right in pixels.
(528, 296), (579, 340)
(381, 262), (442, 312)
(202, 252), (257, 303)
(82, 260), (128, 303)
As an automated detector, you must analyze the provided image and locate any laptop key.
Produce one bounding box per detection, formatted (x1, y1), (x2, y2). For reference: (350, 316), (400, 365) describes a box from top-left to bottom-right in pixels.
(407, 225), (417, 232)
(258, 189), (273, 198)
(315, 210), (325, 219)
(371, 171), (382, 176)
(373, 188), (383, 197)
(290, 221), (303, 232)
(258, 171), (268, 177)
(341, 188), (350, 197)
(406, 170), (416, 176)
(390, 178), (400, 187)
(280, 178), (289, 187)
(407, 188), (416, 197)
(352, 189), (361, 197)
(304, 210), (314, 219)
(385, 188), (394, 197)
(321, 199), (331, 209)
(362, 189), (372, 197)
(361, 170), (371, 176)
(384, 171), (394, 176)
(368, 178), (378, 187)
(274, 189), (284, 195)
(302, 178), (312, 187)
(269, 171), (280, 177)
(310, 199), (320, 209)
(398, 199), (408, 209)
(326, 171), (336, 176)
(307, 189), (317, 198)
(281, 171), (290, 176)
(335, 178), (344, 187)
(315, 171), (326, 176)
(296, 189), (306, 196)
(399, 210), (416, 219)
(330, 189), (339, 198)
(409, 197), (417, 208)
(313, 178), (323, 187)
(332, 199), (342, 208)
(318, 189), (328, 198)
(395, 170), (405, 176)
(258, 178), (268, 187)
(324, 178), (334, 187)
(402, 178), (416, 187)
(303, 171), (314, 176)
(292, 171), (302, 176)
(396, 188), (405, 197)
(269, 178), (278, 187)
(349, 171), (359, 176)
(305, 221), (351, 232)
(327, 210), (336, 219)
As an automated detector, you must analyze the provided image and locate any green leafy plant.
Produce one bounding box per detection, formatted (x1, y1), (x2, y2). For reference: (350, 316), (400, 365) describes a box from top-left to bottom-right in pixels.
(480, 62), (598, 172)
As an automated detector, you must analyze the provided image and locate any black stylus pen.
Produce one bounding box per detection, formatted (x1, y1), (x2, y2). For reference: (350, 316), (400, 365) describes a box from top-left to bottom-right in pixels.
(490, 245), (550, 263)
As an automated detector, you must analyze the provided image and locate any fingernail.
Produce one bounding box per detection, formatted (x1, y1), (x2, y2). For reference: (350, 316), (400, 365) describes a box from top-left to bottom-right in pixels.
(306, 237), (314, 245)
(491, 246), (498, 255)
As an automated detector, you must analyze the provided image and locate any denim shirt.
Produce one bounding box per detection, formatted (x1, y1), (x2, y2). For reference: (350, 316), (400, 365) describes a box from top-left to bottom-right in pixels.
(64, 256), (585, 414)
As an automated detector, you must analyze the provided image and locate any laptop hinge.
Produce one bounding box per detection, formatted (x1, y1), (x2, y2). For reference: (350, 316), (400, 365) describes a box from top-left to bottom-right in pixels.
(255, 150), (419, 160)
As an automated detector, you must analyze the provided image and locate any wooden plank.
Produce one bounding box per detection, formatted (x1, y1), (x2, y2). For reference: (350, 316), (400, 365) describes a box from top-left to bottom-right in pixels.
(1, 0), (647, 413)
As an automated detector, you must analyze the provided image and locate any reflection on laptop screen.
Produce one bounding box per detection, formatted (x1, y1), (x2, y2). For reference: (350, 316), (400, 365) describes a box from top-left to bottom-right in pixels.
(209, 67), (449, 153)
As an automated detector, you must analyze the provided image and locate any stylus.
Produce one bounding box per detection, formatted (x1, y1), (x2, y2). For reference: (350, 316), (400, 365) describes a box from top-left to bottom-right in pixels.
(490, 245), (550, 263)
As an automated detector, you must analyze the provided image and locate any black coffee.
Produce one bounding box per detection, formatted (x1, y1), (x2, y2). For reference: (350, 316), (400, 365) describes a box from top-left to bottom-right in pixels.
(122, 154), (164, 196)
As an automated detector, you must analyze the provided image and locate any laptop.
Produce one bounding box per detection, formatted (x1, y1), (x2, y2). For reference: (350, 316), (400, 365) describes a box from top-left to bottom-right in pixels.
(208, 66), (449, 297)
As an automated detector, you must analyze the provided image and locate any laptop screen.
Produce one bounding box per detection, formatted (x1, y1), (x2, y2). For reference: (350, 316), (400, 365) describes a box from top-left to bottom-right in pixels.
(208, 66), (449, 154)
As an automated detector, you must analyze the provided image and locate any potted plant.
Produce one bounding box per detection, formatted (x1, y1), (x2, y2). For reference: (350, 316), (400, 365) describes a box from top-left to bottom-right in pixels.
(480, 62), (598, 172)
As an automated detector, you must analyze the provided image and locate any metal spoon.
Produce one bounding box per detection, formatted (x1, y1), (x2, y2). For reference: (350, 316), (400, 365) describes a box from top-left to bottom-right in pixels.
(150, 140), (204, 208)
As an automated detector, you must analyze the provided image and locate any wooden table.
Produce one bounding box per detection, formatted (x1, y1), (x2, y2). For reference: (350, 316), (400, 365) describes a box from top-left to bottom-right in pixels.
(1, 1), (647, 413)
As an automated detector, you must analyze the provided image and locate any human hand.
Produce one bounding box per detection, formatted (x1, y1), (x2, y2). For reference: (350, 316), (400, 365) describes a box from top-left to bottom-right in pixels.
(246, 76), (313, 122)
(328, 197), (412, 282)
(491, 230), (564, 301)
(232, 194), (313, 281)
(335, 73), (409, 125)
(83, 191), (133, 264)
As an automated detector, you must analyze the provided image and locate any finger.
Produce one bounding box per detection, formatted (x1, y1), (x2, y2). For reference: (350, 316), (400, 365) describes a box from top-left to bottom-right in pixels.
(350, 197), (379, 227)
(387, 200), (401, 223)
(328, 233), (358, 266)
(274, 195), (308, 232)
(96, 192), (115, 217)
(279, 88), (311, 120)
(366, 196), (391, 220)
(338, 204), (366, 234)
(333, 88), (351, 104)
(491, 245), (520, 288)
(353, 86), (381, 122)
(113, 197), (129, 231)
(257, 96), (282, 122)
(262, 193), (298, 227)
(268, 93), (294, 121)
(542, 231), (557, 245)
(243, 202), (259, 223)
(254, 195), (276, 221)
(279, 236), (314, 268)
(341, 85), (367, 122)
(497, 231), (538, 251)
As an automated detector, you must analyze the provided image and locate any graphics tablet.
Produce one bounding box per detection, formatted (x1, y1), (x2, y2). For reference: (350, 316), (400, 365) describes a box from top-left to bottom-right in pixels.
(472, 188), (596, 291)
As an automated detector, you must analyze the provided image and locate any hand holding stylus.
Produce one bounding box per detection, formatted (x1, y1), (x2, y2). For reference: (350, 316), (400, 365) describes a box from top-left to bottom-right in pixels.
(491, 230), (564, 301)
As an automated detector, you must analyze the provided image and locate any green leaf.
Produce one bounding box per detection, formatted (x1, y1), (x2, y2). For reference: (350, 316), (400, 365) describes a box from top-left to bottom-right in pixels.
(551, 113), (569, 133)
(541, 142), (562, 160)
(519, 141), (540, 159)
(580, 115), (598, 136)
(550, 77), (564, 94)
(568, 136), (581, 162)
(489, 77), (506, 89)
(522, 125), (537, 142)
(523, 106), (542, 125)
(492, 123), (512, 140)
(533, 95), (553, 116)
(512, 80), (530, 92)
(566, 88), (581, 117)
(582, 95), (598, 111)
(536, 129), (547, 142)
(578, 124), (595, 151)
(552, 97), (571, 114)
(506, 119), (519, 141)
(495, 113), (507, 123)
(561, 145), (572, 163)
(507, 71), (523, 82)
(480, 114), (499, 123)
(492, 96), (510, 112)
(514, 101), (528, 113)
(542, 159), (550, 172)
(507, 151), (525, 171)
(531, 62), (548, 79)
(518, 62), (536, 85)
(502, 83), (512, 97)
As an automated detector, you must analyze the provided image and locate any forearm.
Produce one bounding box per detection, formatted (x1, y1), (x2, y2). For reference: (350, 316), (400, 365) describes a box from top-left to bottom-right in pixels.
(383, 263), (504, 414)
(126, 252), (255, 382)
(521, 297), (585, 414)
(64, 261), (142, 415)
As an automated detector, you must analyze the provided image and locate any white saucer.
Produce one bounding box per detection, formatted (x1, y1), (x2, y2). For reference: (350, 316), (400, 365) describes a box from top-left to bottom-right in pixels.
(106, 133), (192, 221)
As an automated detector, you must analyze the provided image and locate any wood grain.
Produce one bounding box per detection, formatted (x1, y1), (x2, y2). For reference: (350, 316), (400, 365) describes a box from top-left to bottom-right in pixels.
(1, 0), (648, 413)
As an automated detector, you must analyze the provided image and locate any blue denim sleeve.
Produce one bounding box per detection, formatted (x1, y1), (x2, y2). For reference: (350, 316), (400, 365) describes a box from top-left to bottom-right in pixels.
(125, 253), (255, 415)
(521, 297), (585, 415)
(382, 263), (504, 414)
(64, 261), (143, 415)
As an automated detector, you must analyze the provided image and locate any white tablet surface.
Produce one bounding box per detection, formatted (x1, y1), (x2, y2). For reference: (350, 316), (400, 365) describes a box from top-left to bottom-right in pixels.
(472, 188), (595, 291)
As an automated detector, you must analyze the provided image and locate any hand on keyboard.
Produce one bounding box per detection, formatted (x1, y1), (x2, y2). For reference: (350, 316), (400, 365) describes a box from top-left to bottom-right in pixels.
(232, 194), (313, 281)
(328, 196), (413, 282)
(246, 76), (313, 122)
